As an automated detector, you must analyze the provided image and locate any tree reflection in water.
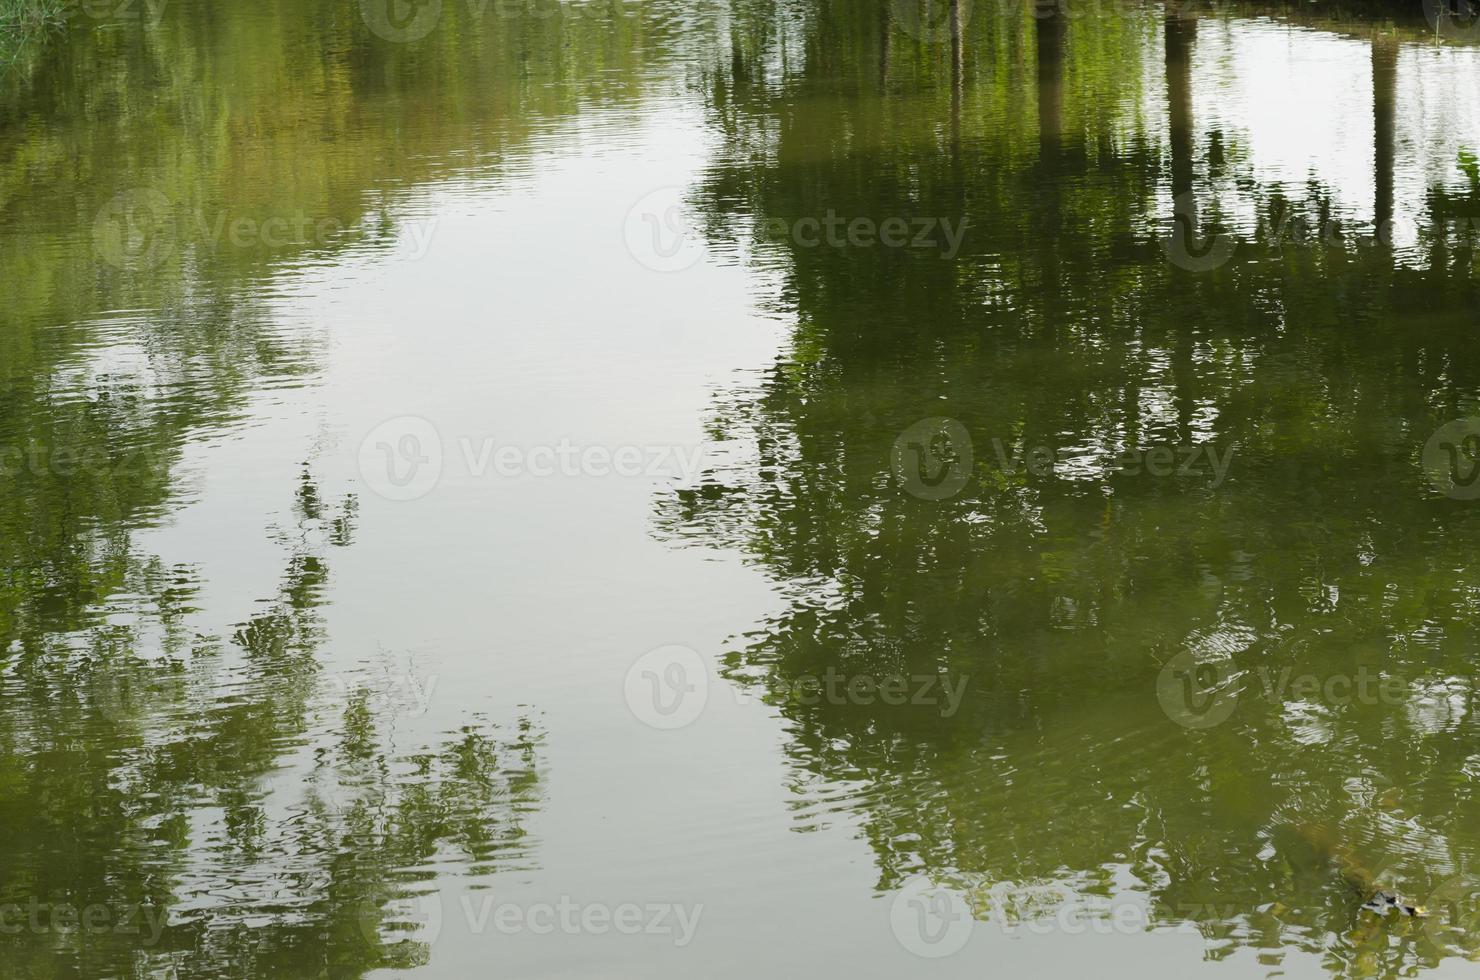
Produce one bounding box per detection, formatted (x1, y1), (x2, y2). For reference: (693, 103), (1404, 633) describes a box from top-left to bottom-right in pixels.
(663, 1), (1480, 975)
(0, 469), (543, 978)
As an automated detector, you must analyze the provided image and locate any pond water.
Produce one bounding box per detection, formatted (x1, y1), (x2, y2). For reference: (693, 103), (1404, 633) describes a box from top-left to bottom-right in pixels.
(3, 0), (1480, 976)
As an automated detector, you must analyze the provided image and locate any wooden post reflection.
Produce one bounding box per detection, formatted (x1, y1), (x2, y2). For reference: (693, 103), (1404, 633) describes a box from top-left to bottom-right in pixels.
(1166, 11), (1196, 203)
(880, 0), (892, 90)
(1165, 7), (1198, 439)
(950, 0), (963, 145)
(1372, 34), (1397, 243)
(1034, 0), (1065, 324)
(1036, 0), (1064, 164)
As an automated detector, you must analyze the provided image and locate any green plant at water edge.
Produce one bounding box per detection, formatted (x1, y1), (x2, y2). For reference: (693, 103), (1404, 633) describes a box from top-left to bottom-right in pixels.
(0, 0), (64, 69)
(0, 0), (65, 32)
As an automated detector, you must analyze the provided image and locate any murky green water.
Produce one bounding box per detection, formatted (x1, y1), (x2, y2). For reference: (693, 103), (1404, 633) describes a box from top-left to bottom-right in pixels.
(3, 0), (1480, 976)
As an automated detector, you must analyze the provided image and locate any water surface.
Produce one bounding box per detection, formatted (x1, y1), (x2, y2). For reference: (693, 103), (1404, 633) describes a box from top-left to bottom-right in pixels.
(3, 0), (1480, 977)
